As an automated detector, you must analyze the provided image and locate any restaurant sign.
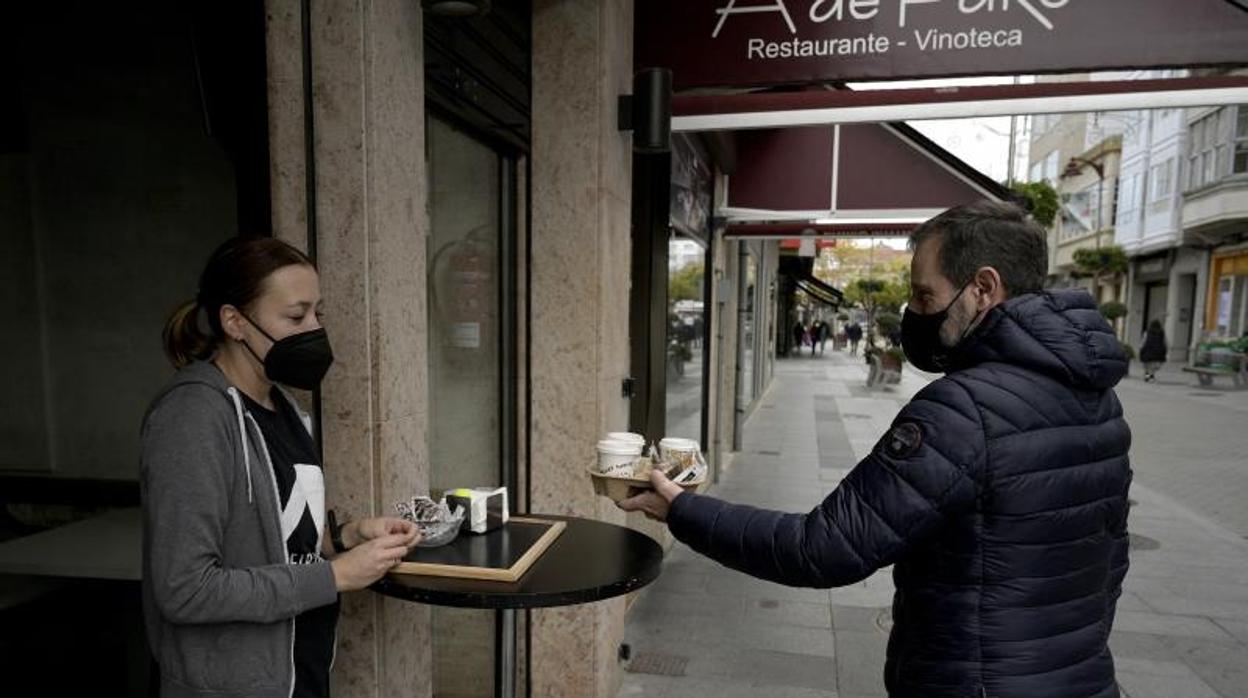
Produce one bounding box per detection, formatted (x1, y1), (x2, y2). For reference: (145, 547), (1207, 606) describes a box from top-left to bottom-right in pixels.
(636, 0), (1248, 90)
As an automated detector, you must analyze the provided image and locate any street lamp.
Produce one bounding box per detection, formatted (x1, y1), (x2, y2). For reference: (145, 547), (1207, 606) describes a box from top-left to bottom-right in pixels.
(1061, 156), (1106, 250)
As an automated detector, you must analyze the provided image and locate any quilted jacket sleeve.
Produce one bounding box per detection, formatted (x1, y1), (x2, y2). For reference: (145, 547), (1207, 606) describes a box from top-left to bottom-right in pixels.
(668, 378), (986, 588)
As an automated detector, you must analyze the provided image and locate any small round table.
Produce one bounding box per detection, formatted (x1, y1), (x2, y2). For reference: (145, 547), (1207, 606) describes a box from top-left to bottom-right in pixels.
(372, 515), (664, 698)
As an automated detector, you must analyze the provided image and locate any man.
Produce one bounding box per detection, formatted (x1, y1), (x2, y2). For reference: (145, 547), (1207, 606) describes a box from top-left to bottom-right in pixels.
(621, 201), (1132, 697)
(847, 321), (863, 356)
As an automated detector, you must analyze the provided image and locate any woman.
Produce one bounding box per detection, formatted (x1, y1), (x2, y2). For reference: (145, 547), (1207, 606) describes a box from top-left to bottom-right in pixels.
(142, 237), (419, 698)
(1139, 319), (1167, 383)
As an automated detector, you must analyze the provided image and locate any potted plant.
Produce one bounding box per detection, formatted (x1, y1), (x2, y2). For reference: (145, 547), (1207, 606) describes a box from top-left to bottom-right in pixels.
(881, 347), (907, 371)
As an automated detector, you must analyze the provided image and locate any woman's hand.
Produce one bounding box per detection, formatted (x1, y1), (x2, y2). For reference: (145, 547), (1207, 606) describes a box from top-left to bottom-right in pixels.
(330, 533), (418, 592)
(350, 517), (420, 550)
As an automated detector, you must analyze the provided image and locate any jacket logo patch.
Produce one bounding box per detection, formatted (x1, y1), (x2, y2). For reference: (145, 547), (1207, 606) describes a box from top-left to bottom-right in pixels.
(883, 422), (923, 459)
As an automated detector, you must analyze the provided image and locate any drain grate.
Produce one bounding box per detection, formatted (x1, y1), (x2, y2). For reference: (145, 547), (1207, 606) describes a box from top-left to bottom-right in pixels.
(626, 651), (689, 677)
(841, 413), (871, 420)
(756, 450), (782, 456)
(1189, 392), (1224, 398)
(758, 599), (780, 609)
(1129, 534), (1161, 551)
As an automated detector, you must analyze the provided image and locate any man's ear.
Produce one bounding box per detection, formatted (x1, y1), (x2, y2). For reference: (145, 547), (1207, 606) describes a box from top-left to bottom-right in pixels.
(974, 267), (1007, 308)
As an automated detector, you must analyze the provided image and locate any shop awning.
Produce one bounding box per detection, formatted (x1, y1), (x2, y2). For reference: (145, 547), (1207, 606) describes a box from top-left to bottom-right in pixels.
(721, 119), (1008, 227)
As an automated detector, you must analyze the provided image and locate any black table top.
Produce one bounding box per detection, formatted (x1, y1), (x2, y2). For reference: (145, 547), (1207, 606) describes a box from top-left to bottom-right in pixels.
(372, 515), (664, 609)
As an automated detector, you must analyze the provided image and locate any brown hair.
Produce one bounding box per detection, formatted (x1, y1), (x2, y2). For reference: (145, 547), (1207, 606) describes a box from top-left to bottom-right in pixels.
(909, 201), (1048, 298)
(163, 237), (315, 368)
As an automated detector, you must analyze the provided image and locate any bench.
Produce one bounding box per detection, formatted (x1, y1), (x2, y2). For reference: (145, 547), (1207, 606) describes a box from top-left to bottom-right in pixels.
(1182, 350), (1246, 388)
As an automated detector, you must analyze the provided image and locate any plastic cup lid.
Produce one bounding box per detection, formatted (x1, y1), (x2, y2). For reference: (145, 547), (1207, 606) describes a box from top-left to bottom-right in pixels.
(597, 440), (642, 455)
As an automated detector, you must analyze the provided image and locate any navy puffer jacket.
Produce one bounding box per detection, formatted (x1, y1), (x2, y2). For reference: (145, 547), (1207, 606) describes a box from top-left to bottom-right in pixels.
(669, 290), (1132, 697)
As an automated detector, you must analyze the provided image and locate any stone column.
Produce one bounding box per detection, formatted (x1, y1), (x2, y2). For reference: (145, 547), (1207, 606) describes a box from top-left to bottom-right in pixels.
(266, 2), (431, 697)
(530, 0), (634, 695)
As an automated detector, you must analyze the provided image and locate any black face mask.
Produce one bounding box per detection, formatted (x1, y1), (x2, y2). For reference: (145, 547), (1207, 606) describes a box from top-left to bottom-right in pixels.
(240, 314), (334, 390)
(901, 283), (980, 373)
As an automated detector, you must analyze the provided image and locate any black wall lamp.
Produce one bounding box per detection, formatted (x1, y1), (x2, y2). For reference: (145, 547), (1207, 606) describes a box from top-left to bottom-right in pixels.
(619, 68), (672, 154)
(422, 0), (491, 17)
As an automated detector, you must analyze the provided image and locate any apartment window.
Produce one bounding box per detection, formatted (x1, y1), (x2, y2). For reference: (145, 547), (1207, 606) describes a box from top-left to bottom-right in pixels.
(1117, 172), (1141, 228)
(1236, 106), (1248, 174)
(1150, 159), (1173, 202)
(1061, 182), (1099, 240)
(1187, 106), (1248, 189)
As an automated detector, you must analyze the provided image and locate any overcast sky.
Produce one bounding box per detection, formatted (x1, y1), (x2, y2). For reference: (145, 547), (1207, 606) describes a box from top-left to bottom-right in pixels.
(848, 75), (1035, 184)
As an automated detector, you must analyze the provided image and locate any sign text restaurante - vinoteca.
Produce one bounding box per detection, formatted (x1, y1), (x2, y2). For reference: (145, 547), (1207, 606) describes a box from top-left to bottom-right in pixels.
(715, 0), (1070, 62)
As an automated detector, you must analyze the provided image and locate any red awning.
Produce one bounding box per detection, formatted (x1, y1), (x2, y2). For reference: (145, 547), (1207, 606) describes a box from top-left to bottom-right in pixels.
(724, 121), (1004, 219)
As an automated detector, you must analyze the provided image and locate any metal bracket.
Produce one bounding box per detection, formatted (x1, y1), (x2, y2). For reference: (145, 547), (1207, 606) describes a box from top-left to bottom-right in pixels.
(618, 95), (635, 132)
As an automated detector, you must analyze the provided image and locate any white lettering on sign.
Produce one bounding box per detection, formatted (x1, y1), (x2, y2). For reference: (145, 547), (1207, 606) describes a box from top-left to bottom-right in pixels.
(915, 26), (1023, 49)
(713, 0), (798, 38)
(810, 0), (881, 22)
(748, 34), (891, 59)
(721, 0), (1075, 62)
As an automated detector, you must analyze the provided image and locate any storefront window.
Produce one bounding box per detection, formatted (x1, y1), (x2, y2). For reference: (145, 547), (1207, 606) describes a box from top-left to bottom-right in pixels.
(1215, 275), (1247, 338)
(665, 235), (706, 442)
(739, 251), (758, 409)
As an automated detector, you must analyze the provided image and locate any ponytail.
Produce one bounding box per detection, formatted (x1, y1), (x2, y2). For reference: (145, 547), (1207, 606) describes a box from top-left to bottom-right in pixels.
(162, 300), (216, 369)
(163, 236), (315, 370)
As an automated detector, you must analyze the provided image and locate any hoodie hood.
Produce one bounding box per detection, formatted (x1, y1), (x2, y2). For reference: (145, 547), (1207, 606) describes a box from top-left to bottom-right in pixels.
(951, 289), (1128, 391)
(145, 361), (316, 505)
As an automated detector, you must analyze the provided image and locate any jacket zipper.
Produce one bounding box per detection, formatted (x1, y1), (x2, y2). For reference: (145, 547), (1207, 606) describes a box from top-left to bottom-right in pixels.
(244, 411), (299, 698)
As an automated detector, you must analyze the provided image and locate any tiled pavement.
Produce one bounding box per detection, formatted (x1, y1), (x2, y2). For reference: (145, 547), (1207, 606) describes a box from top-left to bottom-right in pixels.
(618, 351), (1248, 698)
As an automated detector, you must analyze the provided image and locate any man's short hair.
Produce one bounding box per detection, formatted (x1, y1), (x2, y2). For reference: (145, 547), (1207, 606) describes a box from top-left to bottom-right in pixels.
(908, 201), (1048, 297)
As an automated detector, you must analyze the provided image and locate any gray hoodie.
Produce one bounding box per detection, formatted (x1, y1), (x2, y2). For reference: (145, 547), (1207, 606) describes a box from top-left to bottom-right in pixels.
(140, 361), (339, 697)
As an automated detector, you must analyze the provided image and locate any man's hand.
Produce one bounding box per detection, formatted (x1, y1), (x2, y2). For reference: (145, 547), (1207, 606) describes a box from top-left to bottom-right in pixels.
(616, 470), (685, 522)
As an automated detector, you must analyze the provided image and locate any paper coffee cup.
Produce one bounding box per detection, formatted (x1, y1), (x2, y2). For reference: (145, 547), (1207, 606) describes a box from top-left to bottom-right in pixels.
(597, 440), (642, 476)
(659, 437), (700, 469)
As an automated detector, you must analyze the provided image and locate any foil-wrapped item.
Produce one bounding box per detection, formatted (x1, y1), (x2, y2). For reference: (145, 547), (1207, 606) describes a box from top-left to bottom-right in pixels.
(394, 495), (466, 548)
(395, 495), (455, 523)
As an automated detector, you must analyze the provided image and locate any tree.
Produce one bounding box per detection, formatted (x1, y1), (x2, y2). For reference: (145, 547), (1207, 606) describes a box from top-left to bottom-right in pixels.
(1098, 301), (1128, 322)
(844, 277), (909, 345)
(1073, 246), (1129, 302)
(1009, 180), (1060, 228)
(668, 262), (704, 304)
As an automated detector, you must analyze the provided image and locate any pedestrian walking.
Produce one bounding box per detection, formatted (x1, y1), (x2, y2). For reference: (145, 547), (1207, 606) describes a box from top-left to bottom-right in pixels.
(792, 321), (805, 357)
(846, 322), (863, 356)
(1139, 319), (1167, 382)
(621, 201), (1131, 698)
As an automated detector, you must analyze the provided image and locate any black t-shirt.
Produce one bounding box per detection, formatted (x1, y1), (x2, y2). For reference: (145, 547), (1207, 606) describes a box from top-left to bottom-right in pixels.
(242, 388), (339, 698)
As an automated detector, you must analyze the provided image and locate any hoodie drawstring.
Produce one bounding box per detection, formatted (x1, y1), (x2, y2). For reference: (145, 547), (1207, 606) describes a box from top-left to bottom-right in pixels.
(227, 387), (255, 503)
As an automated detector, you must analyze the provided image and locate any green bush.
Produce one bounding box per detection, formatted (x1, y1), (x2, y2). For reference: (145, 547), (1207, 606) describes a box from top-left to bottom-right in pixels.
(1120, 342), (1136, 361)
(875, 312), (902, 334)
(1098, 301), (1128, 321)
(1009, 181), (1060, 228)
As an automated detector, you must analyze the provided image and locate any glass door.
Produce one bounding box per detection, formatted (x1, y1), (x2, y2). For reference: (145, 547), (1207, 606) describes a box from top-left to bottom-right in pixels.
(426, 115), (519, 697)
